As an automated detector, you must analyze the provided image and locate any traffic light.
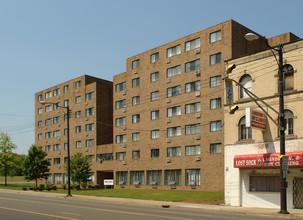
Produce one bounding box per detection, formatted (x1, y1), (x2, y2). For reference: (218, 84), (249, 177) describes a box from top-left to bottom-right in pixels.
(229, 105), (239, 114)
(227, 64), (236, 73)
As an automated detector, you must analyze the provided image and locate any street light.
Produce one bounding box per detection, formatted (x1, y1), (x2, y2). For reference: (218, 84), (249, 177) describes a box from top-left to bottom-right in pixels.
(40, 100), (72, 197)
(245, 33), (288, 214)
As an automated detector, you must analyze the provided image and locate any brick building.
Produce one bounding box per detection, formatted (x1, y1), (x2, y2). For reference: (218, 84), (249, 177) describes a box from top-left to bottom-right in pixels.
(35, 20), (270, 191)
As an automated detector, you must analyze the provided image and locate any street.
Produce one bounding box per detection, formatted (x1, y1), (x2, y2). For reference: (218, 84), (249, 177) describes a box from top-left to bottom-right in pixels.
(0, 191), (292, 220)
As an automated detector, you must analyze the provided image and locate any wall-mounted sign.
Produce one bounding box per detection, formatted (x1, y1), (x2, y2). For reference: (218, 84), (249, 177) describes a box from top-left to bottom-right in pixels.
(104, 179), (114, 186)
(246, 108), (266, 131)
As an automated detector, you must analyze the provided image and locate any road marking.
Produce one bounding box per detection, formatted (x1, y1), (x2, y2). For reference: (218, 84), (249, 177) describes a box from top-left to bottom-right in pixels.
(0, 206), (79, 220)
(60, 212), (81, 216)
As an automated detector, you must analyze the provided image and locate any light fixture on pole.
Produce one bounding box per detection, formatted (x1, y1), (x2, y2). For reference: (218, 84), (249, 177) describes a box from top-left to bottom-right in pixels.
(40, 100), (72, 197)
(245, 33), (288, 214)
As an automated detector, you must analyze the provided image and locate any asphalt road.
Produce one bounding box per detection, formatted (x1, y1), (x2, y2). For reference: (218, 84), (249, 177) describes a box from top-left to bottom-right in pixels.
(0, 191), (291, 220)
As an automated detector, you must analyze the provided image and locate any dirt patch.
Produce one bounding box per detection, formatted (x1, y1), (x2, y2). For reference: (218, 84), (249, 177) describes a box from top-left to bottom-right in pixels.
(183, 200), (224, 205)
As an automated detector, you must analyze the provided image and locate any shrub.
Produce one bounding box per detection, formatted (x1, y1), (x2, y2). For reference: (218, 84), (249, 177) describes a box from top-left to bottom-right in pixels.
(39, 184), (45, 191)
(81, 182), (87, 189)
(22, 187), (27, 191)
(29, 187), (34, 190)
(51, 185), (57, 190)
(74, 184), (80, 190)
(46, 185), (52, 191)
(62, 184), (67, 190)
(87, 184), (92, 190)
(91, 185), (95, 190)
(94, 184), (99, 189)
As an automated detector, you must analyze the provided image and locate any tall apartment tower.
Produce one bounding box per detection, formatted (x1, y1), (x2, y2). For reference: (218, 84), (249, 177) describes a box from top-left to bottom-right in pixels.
(35, 75), (113, 185)
(112, 20), (267, 191)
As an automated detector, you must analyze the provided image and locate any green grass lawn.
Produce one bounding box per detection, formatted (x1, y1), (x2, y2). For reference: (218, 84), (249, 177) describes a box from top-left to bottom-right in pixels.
(0, 176), (33, 183)
(0, 182), (223, 202)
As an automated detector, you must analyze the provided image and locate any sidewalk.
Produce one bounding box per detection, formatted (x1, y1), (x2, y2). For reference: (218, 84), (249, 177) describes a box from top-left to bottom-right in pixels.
(1, 189), (303, 219)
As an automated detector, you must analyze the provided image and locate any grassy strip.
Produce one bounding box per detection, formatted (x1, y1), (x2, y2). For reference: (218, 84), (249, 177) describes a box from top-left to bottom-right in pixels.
(0, 176), (33, 183)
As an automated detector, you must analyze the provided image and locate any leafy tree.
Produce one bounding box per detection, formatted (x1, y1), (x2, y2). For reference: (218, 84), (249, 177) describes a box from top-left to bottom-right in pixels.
(0, 154), (25, 177)
(68, 152), (91, 185)
(23, 145), (50, 187)
(0, 132), (17, 186)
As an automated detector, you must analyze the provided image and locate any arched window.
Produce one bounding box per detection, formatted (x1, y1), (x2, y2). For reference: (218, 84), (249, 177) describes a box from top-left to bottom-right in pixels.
(284, 110), (294, 135)
(239, 75), (252, 99)
(239, 116), (252, 140)
(283, 64), (294, 91)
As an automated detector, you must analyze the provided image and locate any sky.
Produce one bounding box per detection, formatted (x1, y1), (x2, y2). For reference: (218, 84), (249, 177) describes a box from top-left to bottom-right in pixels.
(1, 0), (302, 155)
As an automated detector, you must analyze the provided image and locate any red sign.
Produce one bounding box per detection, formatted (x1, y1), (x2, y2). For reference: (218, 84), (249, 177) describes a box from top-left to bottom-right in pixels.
(234, 151), (303, 168)
(246, 108), (266, 131)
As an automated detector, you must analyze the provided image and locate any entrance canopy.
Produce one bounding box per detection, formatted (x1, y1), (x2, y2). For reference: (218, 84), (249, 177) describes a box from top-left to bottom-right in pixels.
(234, 151), (303, 168)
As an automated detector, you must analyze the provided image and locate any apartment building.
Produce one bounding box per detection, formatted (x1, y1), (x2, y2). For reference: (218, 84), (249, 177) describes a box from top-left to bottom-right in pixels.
(35, 75), (113, 185)
(111, 20), (268, 191)
(224, 38), (303, 208)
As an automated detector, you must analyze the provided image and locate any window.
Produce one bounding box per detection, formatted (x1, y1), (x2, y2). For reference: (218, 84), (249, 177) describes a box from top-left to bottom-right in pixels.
(132, 59), (140, 69)
(75, 96), (81, 104)
(53, 102), (60, 110)
(75, 126), (81, 134)
(64, 85), (69, 93)
(185, 38), (200, 51)
(45, 105), (52, 112)
(38, 133), (42, 140)
(167, 45), (181, 57)
(46, 158), (52, 165)
(283, 64), (294, 90)
(132, 78), (140, 87)
(76, 141), (82, 149)
(116, 171), (128, 185)
(210, 143), (222, 154)
(130, 171), (144, 185)
(116, 134), (126, 143)
(38, 95), (42, 102)
(46, 174), (52, 184)
(185, 102), (200, 114)
(86, 123), (94, 132)
(116, 117), (126, 126)
(185, 145), (200, 156)
(132, 150), (140, 159)
(210, 121), (222, 132)
(185, 124), (200, 135)
(45, 145), (52, 152)
(239, 75), (252, 99)
(167, 86), (181, 97)
(167, 147), (181, 157)
(45, 118), (52, 126)
(185, 59), (200, 72)
(167, 65), (181, 77)
(85, 92), (94, 101)
(151, 110), (159, 120)
(147, 170), (162, 185)
(45, 91), (52, 99)
(151, 130), (159, 139)
(132, 114), (140, 124)
(284, 110), (294, 135)
(210, 98), (221, 109)
(85, 107), (94, 116)
(151, 91), (159, 101)
(167, 106), (181, 117)
(75, 111), (81, 118)
(250, 176), (280, 192)
(45, 132), (52, 139)
(115, 99), (126, 109)
(167, 126), (181, 137)
(88, 155), (94, 162)
(53, 158), (61, 165)
(97, 153), (113, 162)
(38, 121), (42, 127)
(53, 130), (60, 138)
(151, 149), (159, 158)
(53, 88), (60, 96)
(64, 99), (69, 107)
(53, 144), (61, 151)
(185, 81), (200, 93)
(115, 82), (126, 92)
(86, 139), (95, 147)
(150, 52), (159, 63)
(210, 52), (221, 65)
(132, 96), (140, 106)
(210, 76), (221, 87)
(150, 72), (159, 82)
(210, 30), (221, 43)
(132, 132), (140, 142)
(64, 128), (68, 136)
(53, 116), (60, 124)
(186, 169), (200, 186)
(164, 169), (181, 186)
(239, 117), (252, 140)
(116, 152), (126, 160)
(75, 80), (81, 89)
(64, 143), (68, 150)
(38, 108), (42, 115)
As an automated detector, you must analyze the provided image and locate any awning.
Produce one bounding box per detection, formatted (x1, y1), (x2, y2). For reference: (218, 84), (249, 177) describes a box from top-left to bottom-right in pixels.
(234, 151), (303, 168)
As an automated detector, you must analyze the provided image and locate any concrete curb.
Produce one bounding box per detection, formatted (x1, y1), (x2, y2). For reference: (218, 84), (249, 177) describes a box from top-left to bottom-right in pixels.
(1, 189), (302, 219)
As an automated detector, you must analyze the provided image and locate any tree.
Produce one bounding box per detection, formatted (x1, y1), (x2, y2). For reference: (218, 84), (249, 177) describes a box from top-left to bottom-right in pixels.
(0, 132), (17, 186)
(23, 145), (50, 187)
(68, 152), (91, 185)
(0, 154), (25, 177)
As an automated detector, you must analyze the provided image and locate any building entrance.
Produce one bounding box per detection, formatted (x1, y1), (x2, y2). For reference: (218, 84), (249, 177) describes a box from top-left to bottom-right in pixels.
(97, 171), (114, 189)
